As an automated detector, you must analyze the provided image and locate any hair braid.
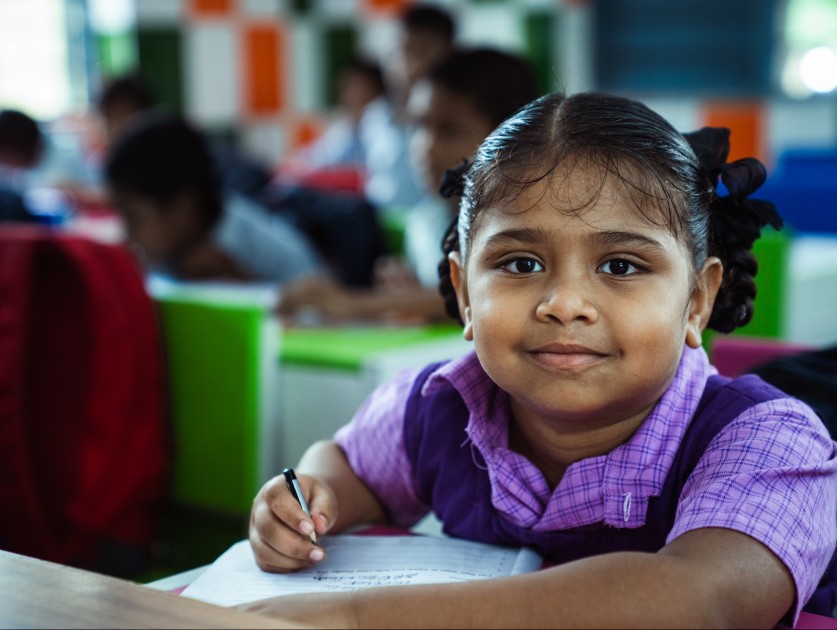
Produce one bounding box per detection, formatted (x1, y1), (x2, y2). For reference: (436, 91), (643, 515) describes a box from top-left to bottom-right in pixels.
(684, 128), (783, 333)
(437, 218), (463, 323)
(436, 160), (469, 324)
(708, 231), (759, 332)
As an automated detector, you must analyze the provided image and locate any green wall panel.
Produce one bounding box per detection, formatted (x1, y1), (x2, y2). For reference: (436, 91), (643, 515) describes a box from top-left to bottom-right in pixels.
(323, 23), (358, 108)
(136, 27), (184, 113)
(524, 10), (558, 95)
(95, 32), (138, 78)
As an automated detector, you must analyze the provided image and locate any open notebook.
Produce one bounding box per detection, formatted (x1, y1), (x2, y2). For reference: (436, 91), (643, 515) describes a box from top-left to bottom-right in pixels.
(180, 535), (542, 608)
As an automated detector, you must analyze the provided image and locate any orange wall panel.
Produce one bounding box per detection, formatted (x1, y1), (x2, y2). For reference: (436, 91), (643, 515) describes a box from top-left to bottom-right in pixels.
(700, 101), (767, 163)
(190, 0), (234, 18)
(363, 0), (411, 15)
(242, 23), (284, 116)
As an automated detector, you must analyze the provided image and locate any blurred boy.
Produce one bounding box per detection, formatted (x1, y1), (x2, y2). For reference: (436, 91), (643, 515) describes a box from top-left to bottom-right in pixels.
(360, 3), (457, 211)
(0, 109), (43, 222)
(105, 113), (322, 284)
(290, 57), (385, 172)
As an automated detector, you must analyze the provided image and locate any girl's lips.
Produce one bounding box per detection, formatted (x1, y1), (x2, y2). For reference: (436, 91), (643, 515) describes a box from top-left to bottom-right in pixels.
(532, 343), (601, 354)
(528, 344), (608, 369)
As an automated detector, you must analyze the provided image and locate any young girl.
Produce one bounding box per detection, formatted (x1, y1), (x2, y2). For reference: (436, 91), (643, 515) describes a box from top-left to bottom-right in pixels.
(244, 92), (837, 628)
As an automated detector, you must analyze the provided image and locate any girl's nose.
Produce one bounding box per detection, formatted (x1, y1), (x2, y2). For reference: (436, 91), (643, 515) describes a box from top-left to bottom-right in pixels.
(534, 277), (598, 324)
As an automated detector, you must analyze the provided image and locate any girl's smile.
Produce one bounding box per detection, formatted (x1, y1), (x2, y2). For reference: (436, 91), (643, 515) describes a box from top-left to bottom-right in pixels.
(527, 342), (611, 371)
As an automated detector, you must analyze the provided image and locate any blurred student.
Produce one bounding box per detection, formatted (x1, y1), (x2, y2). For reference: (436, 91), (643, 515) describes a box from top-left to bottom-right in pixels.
(289, 57), (385, 173)
(358, 3), (457, 212)
(0, 109), (43, 177)
(97, 74), (271, 206)
(0, 109), (43, 222)
(248, 58), (389, 290)
(104, 112), (322, 284)
(23, 75), (153, 201)
(96, 73), (158, 145)
(14, 74), (159, 212)
(277, 48), (540, 322)
(262, 5), (457, 286)
(0, 108), (96, 225)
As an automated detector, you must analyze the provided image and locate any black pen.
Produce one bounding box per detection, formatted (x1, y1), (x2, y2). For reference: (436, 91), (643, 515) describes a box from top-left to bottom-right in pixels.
(282, 467), (318, 545)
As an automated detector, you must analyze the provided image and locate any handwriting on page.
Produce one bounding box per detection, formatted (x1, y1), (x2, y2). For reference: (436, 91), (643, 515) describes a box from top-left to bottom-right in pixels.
(180, 536), (542, 608)
(311, 572), (421, 588)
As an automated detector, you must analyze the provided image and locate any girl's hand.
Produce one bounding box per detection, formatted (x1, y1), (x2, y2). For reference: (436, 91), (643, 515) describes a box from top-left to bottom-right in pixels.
(373, 255), (419, 290)
(249, 473), (338, 572)
(276, 276), (355, 322)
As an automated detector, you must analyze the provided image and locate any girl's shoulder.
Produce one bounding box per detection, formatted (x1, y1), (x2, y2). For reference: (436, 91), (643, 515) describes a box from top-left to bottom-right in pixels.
(702, 372), (827, 428)
(698, 372), (830, 444)
(691, 373), (834, 473)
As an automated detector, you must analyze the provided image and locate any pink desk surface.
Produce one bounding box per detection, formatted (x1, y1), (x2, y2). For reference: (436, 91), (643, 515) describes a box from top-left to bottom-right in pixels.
(797, 612), (837, 629)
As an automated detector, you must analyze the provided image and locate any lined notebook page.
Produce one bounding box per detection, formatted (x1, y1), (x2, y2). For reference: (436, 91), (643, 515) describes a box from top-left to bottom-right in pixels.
(181, 536), (542, 607)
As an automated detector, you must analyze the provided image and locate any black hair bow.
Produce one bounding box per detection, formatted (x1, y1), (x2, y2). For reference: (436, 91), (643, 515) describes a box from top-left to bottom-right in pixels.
(684, 127), (783, 241)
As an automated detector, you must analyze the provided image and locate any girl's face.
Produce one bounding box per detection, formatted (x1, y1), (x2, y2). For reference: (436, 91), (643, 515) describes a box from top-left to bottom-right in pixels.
(449, 163), (721, 435)
(408, 82), (495, 198)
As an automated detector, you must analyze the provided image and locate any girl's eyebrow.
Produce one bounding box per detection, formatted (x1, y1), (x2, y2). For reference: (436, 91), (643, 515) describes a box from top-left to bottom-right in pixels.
(482, 227), (550, 248)
(482, 228), (666, 252)
(587, 230), (667, 251)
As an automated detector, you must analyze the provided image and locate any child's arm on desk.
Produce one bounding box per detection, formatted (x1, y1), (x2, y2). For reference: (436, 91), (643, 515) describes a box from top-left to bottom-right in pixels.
(277, 276), (448, 324)
(249, 440), (388, 572)
(241, 526), (794, 628)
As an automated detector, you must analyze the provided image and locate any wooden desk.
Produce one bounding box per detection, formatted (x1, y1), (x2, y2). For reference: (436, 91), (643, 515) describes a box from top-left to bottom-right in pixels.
(0, 549), (303, 629)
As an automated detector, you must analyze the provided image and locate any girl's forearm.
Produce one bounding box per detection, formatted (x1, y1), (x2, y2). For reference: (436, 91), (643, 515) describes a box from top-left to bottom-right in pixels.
(346, 529), (792, 629)
(242, 529), (792, 628)
(338, 287), (448, 322)
(243, 554), (728, 629)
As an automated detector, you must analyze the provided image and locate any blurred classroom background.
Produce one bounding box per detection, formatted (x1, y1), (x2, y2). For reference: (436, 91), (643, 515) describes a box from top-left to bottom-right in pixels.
(3, 0), (837, 172)
(1, 0), (836, 584)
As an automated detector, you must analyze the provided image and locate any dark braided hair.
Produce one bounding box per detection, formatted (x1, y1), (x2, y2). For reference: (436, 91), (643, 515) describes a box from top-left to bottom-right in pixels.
(437, 91), (783, 332)
(683, 127), (782, 331)
(437, 159), (468, 321)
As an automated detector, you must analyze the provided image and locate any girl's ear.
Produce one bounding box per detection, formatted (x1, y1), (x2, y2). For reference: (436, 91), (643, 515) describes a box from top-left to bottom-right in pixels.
(448, 252), (473, 341)
(686, 256), (723, 348)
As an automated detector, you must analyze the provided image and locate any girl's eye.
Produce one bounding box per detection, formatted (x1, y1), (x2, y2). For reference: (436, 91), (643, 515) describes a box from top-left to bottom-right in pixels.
(502, 257), (544, 274)
(600, 258), (640, 276)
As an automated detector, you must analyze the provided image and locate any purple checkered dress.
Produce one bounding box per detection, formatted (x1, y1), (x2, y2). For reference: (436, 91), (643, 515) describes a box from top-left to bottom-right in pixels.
(335, 346), (837, 623)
